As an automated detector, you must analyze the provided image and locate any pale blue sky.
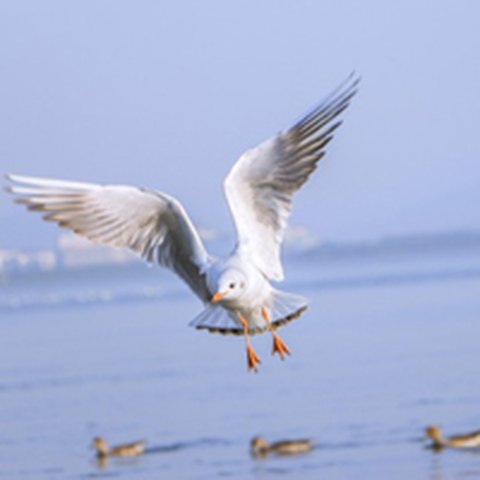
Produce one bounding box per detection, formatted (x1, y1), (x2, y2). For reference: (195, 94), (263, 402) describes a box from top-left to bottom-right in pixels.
(1, 1), (479, 249)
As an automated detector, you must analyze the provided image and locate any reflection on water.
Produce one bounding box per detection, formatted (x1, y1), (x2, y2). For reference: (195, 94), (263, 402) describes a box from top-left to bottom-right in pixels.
(0, 245), (479, 479)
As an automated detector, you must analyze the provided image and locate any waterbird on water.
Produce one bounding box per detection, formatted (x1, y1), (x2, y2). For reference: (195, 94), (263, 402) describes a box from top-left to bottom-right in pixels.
(425, 425), (480, 449)
(5, 74), (359, 372)
(92, 436), (146, 458)
(250, 436), (312, 457)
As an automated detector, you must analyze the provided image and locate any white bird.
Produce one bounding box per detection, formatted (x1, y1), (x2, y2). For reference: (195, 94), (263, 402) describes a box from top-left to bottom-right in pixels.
(5, 74), (359, 372)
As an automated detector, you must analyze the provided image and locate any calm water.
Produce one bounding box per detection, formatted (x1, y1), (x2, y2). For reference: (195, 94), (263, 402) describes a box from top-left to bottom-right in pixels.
(1, 246), (480, 479)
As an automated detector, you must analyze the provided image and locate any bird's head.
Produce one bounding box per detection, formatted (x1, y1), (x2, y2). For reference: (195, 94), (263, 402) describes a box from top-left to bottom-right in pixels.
(425, 425), (443, 443)
(250, 436), (269, 457)
(92, 437), (109, 456)
(211, 268), (246, 304)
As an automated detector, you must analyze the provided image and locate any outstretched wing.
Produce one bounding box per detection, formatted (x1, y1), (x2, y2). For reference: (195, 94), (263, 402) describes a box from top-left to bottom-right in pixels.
(5, 174), (212, 301)
(224, 74), (359, 280)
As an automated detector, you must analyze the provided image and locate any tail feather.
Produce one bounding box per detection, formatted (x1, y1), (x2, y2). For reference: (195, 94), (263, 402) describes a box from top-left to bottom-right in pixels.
(189, 305), (243, 336)
(190, 289), (308, 336)
(269, 289), (308, 323)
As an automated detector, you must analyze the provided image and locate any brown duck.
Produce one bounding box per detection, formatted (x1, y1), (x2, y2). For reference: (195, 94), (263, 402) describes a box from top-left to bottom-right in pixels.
(92, 436), (146, 458)
(425, 425), (480, 449)
(250, 436), (312, 458)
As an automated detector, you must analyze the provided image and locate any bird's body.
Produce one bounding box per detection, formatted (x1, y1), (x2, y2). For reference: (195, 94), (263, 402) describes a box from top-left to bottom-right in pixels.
(197, 252), (306, 334)
(6, 74), (359, 371)
(425, 426), (480, 449)
(92, 437), (145, 458)
(250, 436), (312, 457)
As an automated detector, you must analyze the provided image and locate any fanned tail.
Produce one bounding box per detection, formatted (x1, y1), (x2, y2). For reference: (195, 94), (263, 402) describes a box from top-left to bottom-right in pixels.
(189, 305), (243, 336)
(189, 289), (308, 336)
(267, 289), (308, 330)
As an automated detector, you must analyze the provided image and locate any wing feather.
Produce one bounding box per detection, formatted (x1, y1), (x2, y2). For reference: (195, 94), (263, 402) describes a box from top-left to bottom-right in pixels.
(5, 174), (212, 301)
(224, 74), (359, 280)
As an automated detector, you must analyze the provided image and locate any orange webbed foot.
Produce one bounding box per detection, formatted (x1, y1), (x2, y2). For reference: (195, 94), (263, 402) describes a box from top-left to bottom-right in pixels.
(272, 334), (291, 360)
(246, 344), (261, 372)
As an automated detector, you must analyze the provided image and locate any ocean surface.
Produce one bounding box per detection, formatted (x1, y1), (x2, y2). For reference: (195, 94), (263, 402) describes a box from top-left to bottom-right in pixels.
(1, 238), (480, 479)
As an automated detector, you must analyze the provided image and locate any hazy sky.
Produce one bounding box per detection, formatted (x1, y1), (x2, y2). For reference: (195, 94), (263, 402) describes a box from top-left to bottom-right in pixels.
(1, 0), (479, 250)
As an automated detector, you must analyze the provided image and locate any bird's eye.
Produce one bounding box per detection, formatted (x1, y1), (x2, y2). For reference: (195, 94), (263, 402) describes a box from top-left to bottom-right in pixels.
(229, 283), (235, 289)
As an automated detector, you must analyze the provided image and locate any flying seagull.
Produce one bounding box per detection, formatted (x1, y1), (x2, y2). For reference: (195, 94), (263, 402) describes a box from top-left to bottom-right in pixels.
(5, 74), (359, 372)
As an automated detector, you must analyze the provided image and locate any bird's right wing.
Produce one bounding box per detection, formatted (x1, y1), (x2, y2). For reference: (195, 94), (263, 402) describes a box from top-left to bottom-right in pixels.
(6, 174), (212, 302)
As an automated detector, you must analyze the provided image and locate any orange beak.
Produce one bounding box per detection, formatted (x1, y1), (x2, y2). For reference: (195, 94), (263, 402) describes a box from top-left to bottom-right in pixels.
(211, 291), (226, 303)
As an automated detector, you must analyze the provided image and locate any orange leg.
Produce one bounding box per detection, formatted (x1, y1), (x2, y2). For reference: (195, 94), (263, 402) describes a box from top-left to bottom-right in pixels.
(238, 314), (261, 372)
(261, 308), (291, 359)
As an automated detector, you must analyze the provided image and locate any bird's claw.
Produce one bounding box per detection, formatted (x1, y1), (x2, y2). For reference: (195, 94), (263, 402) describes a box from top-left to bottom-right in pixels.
(272, 334), (291, 360)
(246, 344), (261, 372)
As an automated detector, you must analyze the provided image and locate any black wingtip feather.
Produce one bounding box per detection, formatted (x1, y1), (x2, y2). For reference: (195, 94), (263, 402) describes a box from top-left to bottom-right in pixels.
(292, 72), (360, 130)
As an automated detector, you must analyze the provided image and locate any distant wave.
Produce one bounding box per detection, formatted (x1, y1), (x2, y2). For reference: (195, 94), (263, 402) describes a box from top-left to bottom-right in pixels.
(296, 266), (480, 292)
(0, 286), (180, 313)
(2, 265), (479, 313)
(0, 368), (177, 394)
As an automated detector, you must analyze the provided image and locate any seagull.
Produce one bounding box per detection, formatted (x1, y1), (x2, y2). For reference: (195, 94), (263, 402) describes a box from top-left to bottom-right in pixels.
(5, 74), (359, 372)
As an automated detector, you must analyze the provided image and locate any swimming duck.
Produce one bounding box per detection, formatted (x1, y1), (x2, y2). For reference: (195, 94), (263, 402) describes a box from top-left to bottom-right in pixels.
(92, 436), (146, 458)
(250, 436), (312, 458)
(425, 425), (480, 449)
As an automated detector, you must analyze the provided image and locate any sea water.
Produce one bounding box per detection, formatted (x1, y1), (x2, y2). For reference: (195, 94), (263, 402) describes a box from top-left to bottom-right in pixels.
(0, 240), (479, 479)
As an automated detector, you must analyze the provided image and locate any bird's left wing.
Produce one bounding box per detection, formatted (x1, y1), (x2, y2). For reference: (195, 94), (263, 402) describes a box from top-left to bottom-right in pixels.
(224, 74), (359, 280)
(5, 174), (212, 301)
